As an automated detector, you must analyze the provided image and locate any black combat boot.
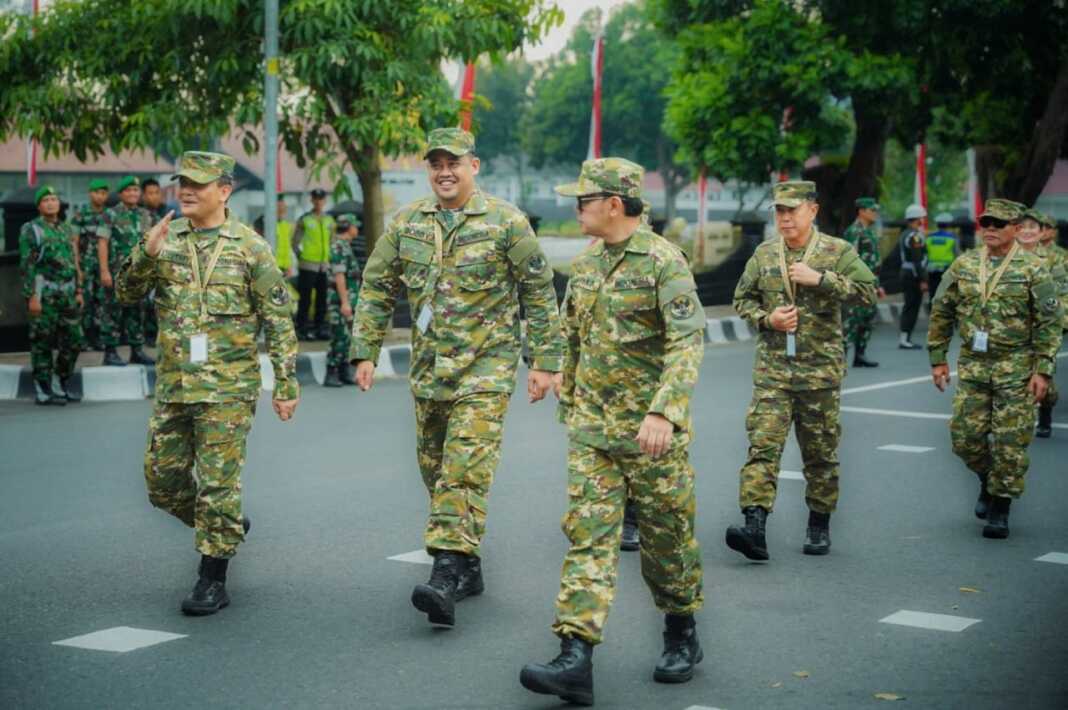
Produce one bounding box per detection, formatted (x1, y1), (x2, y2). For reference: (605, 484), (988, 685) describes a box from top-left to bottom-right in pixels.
(802, 510), (831, 555)
(520, 636), (595, 706)
(654, 613), (703, 683)
(455, 554), (484, 601)
(242, 517), (251, 536)
(725, 506), (769, 560)
(181, 555), (231, 615)
(974, 476), (991, 519)
(621, 499), (640, 551)
(340, 364), (358, 385)
(129, 347), (155, 365)
(982, 496), (1011, 539)
(323, 367), (342, 387)
(1036, 405), (1053, 438)
(852, 346), (879, 368)
(102, 347), (126, 367)
(60, 377), (81, 403)
(411, 551), (463, 627)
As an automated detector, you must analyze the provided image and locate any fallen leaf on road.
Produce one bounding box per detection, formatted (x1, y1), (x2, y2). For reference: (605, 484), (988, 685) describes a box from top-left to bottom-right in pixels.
(793, 671), (810, 679)
(959, 587), (980, 594)
(874, 692), (905, 701)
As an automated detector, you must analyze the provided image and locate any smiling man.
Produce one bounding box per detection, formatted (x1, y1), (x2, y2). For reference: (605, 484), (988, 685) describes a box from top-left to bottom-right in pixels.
(116, 151), (299, 615)
(927, 199), (1062, 539)
(349, 127), (564, 629)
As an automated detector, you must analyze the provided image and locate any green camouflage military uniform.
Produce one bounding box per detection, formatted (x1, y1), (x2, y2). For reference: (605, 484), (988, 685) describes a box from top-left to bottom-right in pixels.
(928, 200), (1062, 499)
(842, 219), (881, 350)
(69, 203), (110, 346)
(327, 216), (362, 371)
(117, 152), (299, 559)
(546, 158), (705, 645)
(350, 128), (564, 557)
(101, 202), (153, 348)
(1034, 243), (1068, 407)
(19, 214), (83, 389)
(733, 183), (877, 514)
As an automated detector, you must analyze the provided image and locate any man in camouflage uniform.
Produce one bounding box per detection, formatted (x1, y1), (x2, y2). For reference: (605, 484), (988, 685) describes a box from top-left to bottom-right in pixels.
(728, 181), (877, 560)
(1035, 210), (1067, 438)
(20, 186), (84, 405)
(324, 213), (362, 387)
(842, 197), (884, 367)
(928, 199), (1061, 539)
(350, 127), (564, 628)
(520, 159), (706, 706)
(116, 151), (300, 614)
(99, 175), (155, 366)
(69, 179), (111, 350)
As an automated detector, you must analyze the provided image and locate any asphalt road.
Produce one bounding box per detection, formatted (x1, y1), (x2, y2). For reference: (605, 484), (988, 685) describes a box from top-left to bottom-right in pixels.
(2, 324), (1066, 710)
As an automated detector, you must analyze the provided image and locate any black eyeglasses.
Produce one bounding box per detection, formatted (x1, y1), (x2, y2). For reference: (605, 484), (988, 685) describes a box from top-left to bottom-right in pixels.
(978, 216), (1009, 229)
(576, 193), (615, 212)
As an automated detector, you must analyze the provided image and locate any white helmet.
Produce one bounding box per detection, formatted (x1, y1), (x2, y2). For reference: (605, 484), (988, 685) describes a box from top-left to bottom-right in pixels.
(904, 204), (927, 220)
(934, 212), (953, 225)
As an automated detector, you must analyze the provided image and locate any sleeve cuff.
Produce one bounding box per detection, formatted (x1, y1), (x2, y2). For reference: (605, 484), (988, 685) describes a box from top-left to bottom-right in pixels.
(1036, 359), (1056, 377)
(349, 342), (381, 366)
(273, 379), (300, 401)
(530, 355), (564, 372)
(928, 348), (948, 366)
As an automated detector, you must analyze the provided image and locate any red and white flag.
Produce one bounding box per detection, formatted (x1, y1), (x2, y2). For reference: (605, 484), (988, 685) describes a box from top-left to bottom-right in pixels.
(966, 148), (983, 222)
(456, 62), (476, 132)
(587, 33), (604, 160)
(914, 143), (928, 229)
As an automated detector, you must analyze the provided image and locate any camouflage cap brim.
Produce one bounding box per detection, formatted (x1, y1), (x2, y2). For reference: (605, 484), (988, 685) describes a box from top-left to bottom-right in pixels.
(772, 195), (809, 208)
(554, 179), (607, 197)
(171, 168), (221, 184)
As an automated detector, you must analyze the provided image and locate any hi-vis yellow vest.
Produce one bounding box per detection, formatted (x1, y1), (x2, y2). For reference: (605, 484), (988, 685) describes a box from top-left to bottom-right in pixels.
(298, 213), (334, 265)
(275, 220), (293, 270)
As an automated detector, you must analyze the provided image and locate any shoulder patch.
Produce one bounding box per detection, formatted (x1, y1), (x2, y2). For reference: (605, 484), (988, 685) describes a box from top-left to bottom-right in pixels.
(669, 295), (697, 320)
(269, 283), (291, 307)
(526, 253), (547, 276)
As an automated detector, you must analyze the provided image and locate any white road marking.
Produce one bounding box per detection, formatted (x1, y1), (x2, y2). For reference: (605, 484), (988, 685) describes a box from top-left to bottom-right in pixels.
(842, 406), (1068, 429)
(877, 444), (934, 453)
(841, 350), (1067, 396)
(387, 549), (434, 565)
(779, 470), (804, 480)
(879, 610), (980, 632)
(685, 706), (727, 710)
(53, 626), (186, 653)
(1035, 552), (1068, 565)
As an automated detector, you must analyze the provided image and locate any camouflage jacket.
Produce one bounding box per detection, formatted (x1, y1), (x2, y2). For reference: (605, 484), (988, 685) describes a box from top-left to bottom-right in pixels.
(734, 228), (877, 391)
(116, 212), (299, 404)
(104, 203), (154, 266)
(69, 204), (111, 268)
(329, 237), (362, 295)
(19, 217), (80, 300)
(559, 227), (705, 454)
(842, 219), (881, 286)
(350, 190), (564, 401)
(928, 247), (1061, 384)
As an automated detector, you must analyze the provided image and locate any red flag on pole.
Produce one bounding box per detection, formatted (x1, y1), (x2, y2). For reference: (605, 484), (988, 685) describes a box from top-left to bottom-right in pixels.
(587, 33), (604, 160)
(914, 143), (928, 230)
(457, 62), (476, 132)
(275, 141), (283, 193)
(695, 168), (708, 266)
(966, 147), (982, 223)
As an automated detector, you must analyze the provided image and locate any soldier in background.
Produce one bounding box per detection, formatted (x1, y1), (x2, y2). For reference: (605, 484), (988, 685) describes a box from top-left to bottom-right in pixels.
(350, 127), (564, 629)
(69, 179), (110, 350)
(520, 159), (706, 705)
(928, 199), (1061, 539)
(116, 151), (299, 614)
(727, 181), (876, 560)
(20, 186), (84, 405)
(141, 178), (168, 222)
(842, 197), (884, 367)
(324, 214), (362, 388)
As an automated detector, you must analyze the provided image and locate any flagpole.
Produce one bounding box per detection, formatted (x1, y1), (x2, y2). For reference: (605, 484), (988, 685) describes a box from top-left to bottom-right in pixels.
(587, 32), (604, 160)
(27, 0), (39, 187)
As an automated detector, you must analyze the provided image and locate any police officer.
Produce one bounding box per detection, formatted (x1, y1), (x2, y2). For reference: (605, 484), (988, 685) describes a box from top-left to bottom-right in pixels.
(928, 199), (1061, 538)
(350, 127), (564, 629)
(727, 181), (877, 560)
(274, 196), (296, 279)
(116, 151), (300, 614)
(520, 159), (706, 705)
(324, 213), (362, 387)
(842, 197), (884, 367)
(292, 188), (334, 340)
(926, 212), (959, 307)
(69, 179), (111, 350)
(20, 186), (84, 405)
(898, 204), (928, 349)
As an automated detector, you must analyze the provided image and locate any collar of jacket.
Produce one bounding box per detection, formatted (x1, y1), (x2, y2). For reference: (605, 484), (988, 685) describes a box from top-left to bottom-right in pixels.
(171, 210), (242, 239)
(589, 226), (653, 257)
(419, 189), (489, 216)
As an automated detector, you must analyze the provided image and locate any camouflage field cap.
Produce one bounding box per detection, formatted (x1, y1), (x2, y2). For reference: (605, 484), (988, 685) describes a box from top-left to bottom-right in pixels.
(88, 178), (109, 192)
(117, 175), (140, 192)
(1038, 210), (1057, 228)
(34, 185), (57, 205)
(172, 151), (236, 184)
(424, 127), (475, 158)
(982, 198), (1026, 222)
(554, 157), (644, 199)
(855, 197), (879, 210)
(772, 180), (818, 208)
(1022, 208), (1046, 224)
(335, 213), (357, 228)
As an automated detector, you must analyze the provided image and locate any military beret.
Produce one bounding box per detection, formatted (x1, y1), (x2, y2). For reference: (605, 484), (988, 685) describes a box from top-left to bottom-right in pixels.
(88, 178), (110, 192)
(982, 198), (1026, 222)
(424, 127), (476, 158)
(335, 213), (357, 228)
(117, 175), (140, 192)
(855, 197), (879, 210)
(34, 185), (58, 205)
(172, 151), (235, 184)
(772, 181), (817, 208)
(555, 157), (645, 199)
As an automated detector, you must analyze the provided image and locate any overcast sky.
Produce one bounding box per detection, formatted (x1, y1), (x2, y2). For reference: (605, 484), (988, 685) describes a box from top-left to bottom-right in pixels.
(523, 0), (633, 61)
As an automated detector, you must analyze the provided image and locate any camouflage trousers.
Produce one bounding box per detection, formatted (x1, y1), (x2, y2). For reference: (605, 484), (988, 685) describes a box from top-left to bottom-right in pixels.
(843, 304), (876, 350)
(951, 379), (1032, 498)
(326, 288), (358, 370)
(79, 251), (99, 347)
(552, 441), (703, 645)
(29, 289), (82, 385)
(144, 400), (256, 558)
(739, 386), (841, 514)
(413, 391), (510, 556)
(97, 284), (145, 348)
(1041, 378), (1059, 408)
